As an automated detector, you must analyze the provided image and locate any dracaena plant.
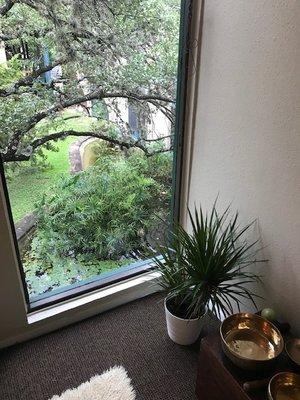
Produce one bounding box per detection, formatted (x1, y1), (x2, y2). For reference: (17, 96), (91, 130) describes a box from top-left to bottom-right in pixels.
(154, 203), (266, 320)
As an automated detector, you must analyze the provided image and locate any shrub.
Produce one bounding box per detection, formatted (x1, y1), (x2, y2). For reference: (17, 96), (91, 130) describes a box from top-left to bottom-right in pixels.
(29, 152), (172, 266)
(126, 151), (173, 188)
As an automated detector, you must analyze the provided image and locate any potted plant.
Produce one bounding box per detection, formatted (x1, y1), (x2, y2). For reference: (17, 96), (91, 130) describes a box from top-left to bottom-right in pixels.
(154, 203), (266, 345)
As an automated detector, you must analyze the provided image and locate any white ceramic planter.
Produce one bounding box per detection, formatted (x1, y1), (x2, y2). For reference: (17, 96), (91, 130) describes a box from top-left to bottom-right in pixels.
(164, 298), (207, 345)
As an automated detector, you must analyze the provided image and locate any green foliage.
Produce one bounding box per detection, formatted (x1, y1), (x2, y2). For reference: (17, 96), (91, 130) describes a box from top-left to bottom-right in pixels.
(21, 147), (172, 296)
(91, 100), (108, 120)
(0, 0), (179, 156)
(28, 151), (172, 265)
(0, 55), (22, 88)
(154, 202), (266, 319)
(24, 256), (133, 296)
(6, 111), (95, 221)
(127, 150), (173, 188)
(1, 0), (178, 297)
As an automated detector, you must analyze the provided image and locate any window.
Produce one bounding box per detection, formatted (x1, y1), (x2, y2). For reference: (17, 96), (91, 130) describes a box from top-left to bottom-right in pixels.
(128, 102), (140, 140)
(0, 0), (191, 310)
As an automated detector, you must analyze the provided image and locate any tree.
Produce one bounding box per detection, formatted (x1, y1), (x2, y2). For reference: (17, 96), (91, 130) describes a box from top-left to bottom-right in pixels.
(0, 0), (180, 163)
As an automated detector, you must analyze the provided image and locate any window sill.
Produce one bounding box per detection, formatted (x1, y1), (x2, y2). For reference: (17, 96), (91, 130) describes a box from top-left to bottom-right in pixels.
(0, 271), (161, 349)
(28, 271), (161, 324)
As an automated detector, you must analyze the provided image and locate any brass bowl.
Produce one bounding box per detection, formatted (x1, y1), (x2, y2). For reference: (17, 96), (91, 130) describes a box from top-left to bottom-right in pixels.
(220, 313), (284, 370)
(286, 339), (300, 367)
(268, 372), (300, 400)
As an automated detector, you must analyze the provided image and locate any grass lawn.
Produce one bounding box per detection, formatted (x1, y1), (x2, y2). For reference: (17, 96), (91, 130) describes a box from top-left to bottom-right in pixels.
(7, 136), (76, 222)
(7, 111), (95, 222)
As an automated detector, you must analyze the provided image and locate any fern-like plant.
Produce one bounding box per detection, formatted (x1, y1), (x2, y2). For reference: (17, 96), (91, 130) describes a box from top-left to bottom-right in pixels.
(154, 203), (266, 320)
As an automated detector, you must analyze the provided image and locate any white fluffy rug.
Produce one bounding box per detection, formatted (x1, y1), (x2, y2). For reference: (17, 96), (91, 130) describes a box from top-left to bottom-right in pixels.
(49, 366), (136, 400)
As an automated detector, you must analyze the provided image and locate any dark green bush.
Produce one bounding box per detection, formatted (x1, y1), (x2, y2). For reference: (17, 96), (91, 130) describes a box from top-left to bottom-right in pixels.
(30, 151), (172, 265)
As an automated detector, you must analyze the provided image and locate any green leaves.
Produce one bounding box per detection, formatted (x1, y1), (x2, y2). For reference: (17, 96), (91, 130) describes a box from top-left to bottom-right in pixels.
(154, 203), (267, 319)
(0, 0), (180, 158)
(0, 55), (22, 88)
(24, 148), (173, 295)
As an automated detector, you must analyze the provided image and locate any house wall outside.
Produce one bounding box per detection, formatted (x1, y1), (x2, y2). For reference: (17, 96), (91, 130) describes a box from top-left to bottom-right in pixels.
(147, 105), (171, 146)
(106, 98), (171, 144)
(189, 0), (300, 333)
(106, 97), (129, 126)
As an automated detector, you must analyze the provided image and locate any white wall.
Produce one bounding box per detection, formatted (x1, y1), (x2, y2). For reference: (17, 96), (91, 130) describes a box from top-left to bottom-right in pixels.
(189, 0), (300, 333)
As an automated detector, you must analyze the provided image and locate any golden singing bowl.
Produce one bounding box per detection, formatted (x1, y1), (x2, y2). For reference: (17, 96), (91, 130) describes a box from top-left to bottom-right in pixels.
(268, 372), (300, 400)
(220, 313), (284, 371)
(286, 339), (300, 367)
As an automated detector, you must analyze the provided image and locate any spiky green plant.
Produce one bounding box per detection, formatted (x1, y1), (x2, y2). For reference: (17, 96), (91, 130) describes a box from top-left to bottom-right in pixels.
(154, 203), (266, 319)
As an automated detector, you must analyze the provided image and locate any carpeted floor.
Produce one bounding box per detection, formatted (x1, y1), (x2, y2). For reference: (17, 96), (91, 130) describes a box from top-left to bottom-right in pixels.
(0, 293), (204, 400)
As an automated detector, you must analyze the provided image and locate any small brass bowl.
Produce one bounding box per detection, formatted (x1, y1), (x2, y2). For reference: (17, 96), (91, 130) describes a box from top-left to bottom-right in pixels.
(268, 372), (300, 400)
(220, 313), (284, 370)
(286, 339), (300, 367)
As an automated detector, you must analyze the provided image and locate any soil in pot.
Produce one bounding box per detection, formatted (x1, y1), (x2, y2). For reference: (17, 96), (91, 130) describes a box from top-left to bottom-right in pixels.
(166, 297), (205, 320)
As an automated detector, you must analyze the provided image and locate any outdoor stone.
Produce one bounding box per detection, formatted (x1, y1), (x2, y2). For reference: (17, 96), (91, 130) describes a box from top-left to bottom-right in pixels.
(15, 212), (37, 252)
(69, 137), (99, 173)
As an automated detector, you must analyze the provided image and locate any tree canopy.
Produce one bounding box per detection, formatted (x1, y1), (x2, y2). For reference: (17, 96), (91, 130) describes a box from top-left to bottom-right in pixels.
(0, 0), (180, 163)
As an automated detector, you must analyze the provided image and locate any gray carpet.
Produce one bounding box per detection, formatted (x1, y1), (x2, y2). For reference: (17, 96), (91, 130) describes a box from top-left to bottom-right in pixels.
(0, 293), (203, 400)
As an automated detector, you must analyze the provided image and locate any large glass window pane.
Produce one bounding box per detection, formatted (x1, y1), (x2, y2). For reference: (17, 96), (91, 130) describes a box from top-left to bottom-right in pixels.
(0, 0), (184, 305)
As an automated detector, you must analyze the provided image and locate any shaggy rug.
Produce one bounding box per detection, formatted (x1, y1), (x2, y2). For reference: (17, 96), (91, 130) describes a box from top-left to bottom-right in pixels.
(49, 366), (136, 400)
